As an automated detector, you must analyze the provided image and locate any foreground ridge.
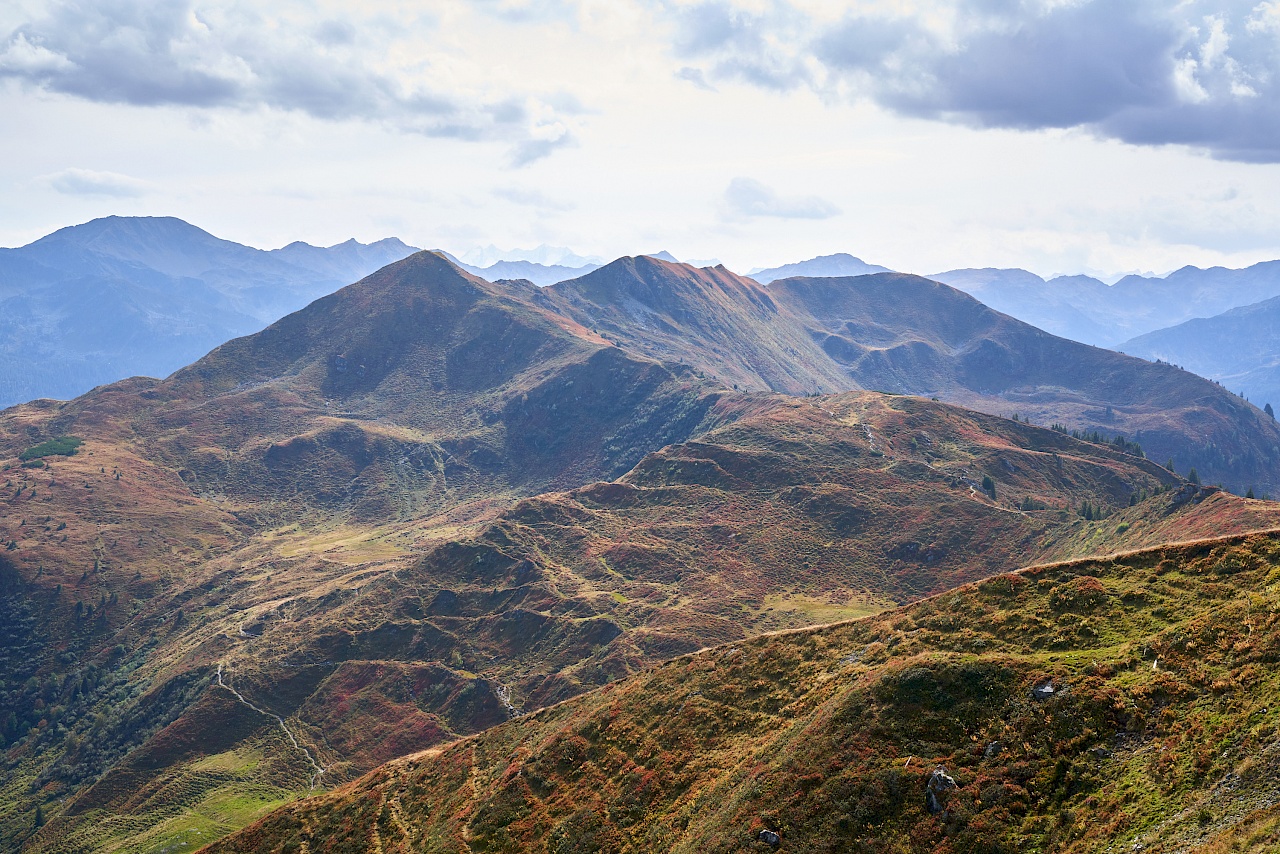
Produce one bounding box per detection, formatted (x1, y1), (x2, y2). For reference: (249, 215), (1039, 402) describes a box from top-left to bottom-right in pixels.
(209, 531), (1280, 854)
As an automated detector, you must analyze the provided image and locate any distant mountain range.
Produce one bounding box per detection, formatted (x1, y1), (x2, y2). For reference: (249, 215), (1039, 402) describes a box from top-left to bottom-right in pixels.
(756, 255), (1280, 350)
(0, 216), (418, 408)
(927, 262), (1280, 348)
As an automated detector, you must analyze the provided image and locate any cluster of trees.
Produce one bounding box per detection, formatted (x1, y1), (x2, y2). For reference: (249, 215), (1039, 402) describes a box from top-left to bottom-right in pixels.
(1049, 424), (1144, 458)
(1078, 500), (1109, 521)
(18, 436), (83, 462)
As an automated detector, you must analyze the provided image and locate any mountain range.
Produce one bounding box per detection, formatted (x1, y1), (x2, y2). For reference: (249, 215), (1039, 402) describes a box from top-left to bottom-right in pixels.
(4, 230), (1280, 852)
(926, 262), (1280, 349)
(8, 216), (1280, 416)
(0, 216), (418, 409)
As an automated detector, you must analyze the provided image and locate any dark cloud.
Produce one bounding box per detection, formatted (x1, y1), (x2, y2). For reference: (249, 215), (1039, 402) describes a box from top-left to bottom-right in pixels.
(723, 177), (840, 219)
(672, 0), (1280, 163)
(0, 0), (573, 161)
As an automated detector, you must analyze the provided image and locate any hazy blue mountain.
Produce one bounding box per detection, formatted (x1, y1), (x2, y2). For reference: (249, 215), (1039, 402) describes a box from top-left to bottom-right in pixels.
(459, 258), (600, 286)
(458, 243), (603, 268)
(749, 253), (891, 284)
(0, 216), (417, 408)
(642, 250), (680, 263)
(270, 236), (419, 285)
(927, 268), (1119, 346)
(930, 262), (1280, 347)
(1119, 294), (1280, 411)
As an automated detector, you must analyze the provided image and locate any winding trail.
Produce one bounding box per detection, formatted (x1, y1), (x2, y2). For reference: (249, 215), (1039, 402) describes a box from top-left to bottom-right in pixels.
(215, 663), (326, 789)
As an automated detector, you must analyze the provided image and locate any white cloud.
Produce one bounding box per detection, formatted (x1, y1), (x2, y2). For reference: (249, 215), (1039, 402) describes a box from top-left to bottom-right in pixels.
(723, 178), (840, 219)
(42, 168), (150, 197)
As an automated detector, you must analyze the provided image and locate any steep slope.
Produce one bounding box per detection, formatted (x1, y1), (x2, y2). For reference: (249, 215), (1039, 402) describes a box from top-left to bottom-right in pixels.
(539, 258), (1280, 493)
(538, 256), (852, 394)
(0, 216), (418, 407)
(208, 530), (1280, 854)
(0, 251), (738, 852)
(4, 251), (1280, 852)
(1120, 293), (1280, 414)
(750, 253), (892, 285)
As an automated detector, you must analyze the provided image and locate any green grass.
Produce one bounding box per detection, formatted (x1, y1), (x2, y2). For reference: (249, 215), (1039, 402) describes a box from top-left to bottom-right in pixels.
(18, 435), (82, 461)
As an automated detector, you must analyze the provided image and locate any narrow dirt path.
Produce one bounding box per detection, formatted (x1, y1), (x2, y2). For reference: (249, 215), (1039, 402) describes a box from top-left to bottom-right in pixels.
(215, 662), (327, 789)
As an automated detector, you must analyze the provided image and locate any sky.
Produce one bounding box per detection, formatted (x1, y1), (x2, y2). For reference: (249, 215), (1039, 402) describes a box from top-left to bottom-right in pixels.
(3, 0), (1280, 278)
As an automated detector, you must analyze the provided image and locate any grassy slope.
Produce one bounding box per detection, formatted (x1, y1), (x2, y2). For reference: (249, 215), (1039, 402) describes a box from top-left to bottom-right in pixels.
(209, 531), (1280, 854)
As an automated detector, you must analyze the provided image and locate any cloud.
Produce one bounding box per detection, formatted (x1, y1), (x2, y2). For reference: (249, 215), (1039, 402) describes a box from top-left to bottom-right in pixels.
(509, 129), (576, 167)
(667, 0), (1280, 163)
(723, 177), (840, 219)
(675, 66), (716, 91)
(0, 0), (577, 161)
(492, 186), (575, 211)
(42, 168), (150, 197)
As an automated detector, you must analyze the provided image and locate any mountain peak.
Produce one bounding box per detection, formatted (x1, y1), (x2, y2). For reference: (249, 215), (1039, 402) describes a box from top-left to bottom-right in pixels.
(750, 252), (891, 284)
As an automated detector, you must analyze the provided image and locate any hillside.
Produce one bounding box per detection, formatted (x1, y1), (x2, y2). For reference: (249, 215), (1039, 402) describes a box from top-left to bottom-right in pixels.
(5, 385), (1274, 852)
(541, 257), (1280, 494)
(0, 216), (417, 408)
(1120, 294), (1280, 414)
(207, 530), (1280, 854)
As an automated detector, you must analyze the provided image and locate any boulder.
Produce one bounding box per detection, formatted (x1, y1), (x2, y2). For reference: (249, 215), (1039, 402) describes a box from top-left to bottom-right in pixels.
(926, 766), (958, 814)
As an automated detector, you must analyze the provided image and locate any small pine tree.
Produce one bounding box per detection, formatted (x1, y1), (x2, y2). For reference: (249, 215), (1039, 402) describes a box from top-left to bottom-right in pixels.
(982, 475), (996, 499)
(34, 804), (44, 828)
(1165, 459), (1176, 473)
(1247, 486), (1256, 499)
(1267, 403), (1275, 419)
(1188, 467), (1201, 485)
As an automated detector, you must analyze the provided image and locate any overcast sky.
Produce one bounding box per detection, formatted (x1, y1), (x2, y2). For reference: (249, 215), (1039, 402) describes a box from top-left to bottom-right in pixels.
(3, 0), (1280, 278)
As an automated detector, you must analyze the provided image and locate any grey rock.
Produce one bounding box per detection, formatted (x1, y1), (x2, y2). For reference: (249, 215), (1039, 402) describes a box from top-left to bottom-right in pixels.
(758, 829), (781, 847)
(1031, 679), (1060, 700)
(925, 766), (958, 814)
(983, 741), (1004, 758)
